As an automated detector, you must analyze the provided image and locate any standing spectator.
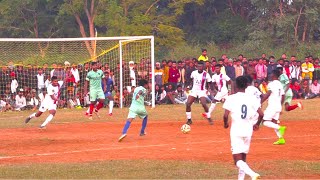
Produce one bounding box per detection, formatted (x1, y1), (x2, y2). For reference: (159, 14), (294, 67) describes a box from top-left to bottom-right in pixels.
(267, 58), (277, 81)
(128, 61), (137, 92)
(313, 58), (320, 81)
(36, 68), (45, 93)
(178, 60), (186, 87)
(234, 60), (244, 78)
(71, 63), (80, 93)
(10, 72), (18, 95)
(289, 60), (300, 80)
(184, 60), (196, 88)
(154, 62), (164, 86)
(15, 89), (26, 111)
(242, 61), (248, 75)
(163, 60), (171, 85)
(198, 49), (209, 62)
(168, 61), (180, 90)
(301, 57), (314, 82)
(277, 58), (285, 67)
(283, 60), (291, 79)
(225, 59), (236, 94)
(255, 58), (267, 84)
(247, 60), (256, 82)
(309, 79), (320, 98)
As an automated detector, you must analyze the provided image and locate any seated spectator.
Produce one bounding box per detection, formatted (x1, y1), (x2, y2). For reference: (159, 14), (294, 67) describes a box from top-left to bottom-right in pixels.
(290, 80), (303, 99)
(308, 79), (320, 99)
(0, 95), (11, 112)
(174, 85), (187, 104)
(259, 79), (268, 94)
(154, 84), (162, 104)
(159, 86), (167, 103)
(254, 81), (260, 90)
(114, 91), (120, 107)
(160, 83), (176, 104)
(26, 89), (39, 111)
(15, 89), (26, 111)
(301, 79), (311, 99)
(38, 88), (47, 103)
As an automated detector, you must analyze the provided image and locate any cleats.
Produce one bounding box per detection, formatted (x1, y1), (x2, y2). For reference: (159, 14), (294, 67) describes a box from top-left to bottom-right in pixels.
(38, 125), (46, 130)
(252, 173), (261, 180)
(297, 102), (303, 110)
(25, 117), (31, 124)
(88, 115), (93, 120)
(201, 113), (207, 118)
(186, 119), (192, 125)
(207, 118), (213, 125)
(273, 138), (286, 145)
(140, 132), (146, 136)
(94, 110), (100, 118)
(118, 134), (127, 142)
(279, 126), (287, 137)
(108, 113), (112, 116)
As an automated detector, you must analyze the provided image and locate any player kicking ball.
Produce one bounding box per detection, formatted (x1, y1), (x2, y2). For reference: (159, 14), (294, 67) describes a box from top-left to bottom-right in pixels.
(223, 76), (263, 180)
(185, 61), (213, 125)
(118, 79), (149, 142)
(277, 67), (303, 112)
(84, 62), (106, 120)
(261, 69), (287, 145)
(25, 76), (63, 129)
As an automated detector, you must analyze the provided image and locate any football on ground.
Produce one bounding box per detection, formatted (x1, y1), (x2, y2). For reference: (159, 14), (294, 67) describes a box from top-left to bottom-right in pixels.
(181, 124), (191, 134)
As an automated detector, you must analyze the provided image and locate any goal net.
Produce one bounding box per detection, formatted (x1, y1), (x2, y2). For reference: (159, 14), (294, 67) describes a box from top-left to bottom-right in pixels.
(0, 36), (155, 109)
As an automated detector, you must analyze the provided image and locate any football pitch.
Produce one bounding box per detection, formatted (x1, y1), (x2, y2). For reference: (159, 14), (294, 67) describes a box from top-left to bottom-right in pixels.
(0, 99), (319, 179)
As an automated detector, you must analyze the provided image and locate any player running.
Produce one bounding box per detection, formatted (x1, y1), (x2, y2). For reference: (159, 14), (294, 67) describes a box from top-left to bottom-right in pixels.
(206, 64), (231, 118)
(118, 79), (149, 142)
(277, 67), (303, 112)
(261, 69), (287, 145)
(25, 76), (64, 129)
(223, 76), (263, 180)
(102, 71), (114, 116)
(185, 61), (213, 125)
(84, 62), (106, 120)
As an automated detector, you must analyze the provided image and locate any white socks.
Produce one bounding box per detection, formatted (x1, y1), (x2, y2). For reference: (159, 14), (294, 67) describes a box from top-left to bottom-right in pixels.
(236, 160), (256, 178)
(109, 101), (114, 114)
(209, 103), (216, 114)
(186, 112), (191, 119)
(238, 169), (245, 180)
(263, 121), (280, 129)
(206, 112), (211, 118)
(41, 114), (54, 127)
(29, 113), (36, 119)
(76, 98), (81, 106)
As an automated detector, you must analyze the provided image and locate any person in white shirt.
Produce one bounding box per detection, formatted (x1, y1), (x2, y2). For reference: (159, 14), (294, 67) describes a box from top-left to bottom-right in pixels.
(27, 89), (39, 111)
(289, 60), (300, 80)
(71, 64), (81, 108)
(128, 61), (136, 93)
(206, 64), (231, 118)
(10, 72), (18, 94)
(15, 89), (26, 111)
(223, 76), (263, 180)
(38, 88), (47, 103)
(245, 75), (263, 124)
(185, 61), (213, 125)
(36, 68), (45, 93)
(25, 76), (64, 129)
(261, 69), (287, 145)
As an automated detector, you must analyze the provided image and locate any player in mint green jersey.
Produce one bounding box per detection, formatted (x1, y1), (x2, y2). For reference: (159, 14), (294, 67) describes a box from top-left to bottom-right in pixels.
(118, 79), (149, 142)
(276, 67), (303, 112)
(84, 62), (106, 119)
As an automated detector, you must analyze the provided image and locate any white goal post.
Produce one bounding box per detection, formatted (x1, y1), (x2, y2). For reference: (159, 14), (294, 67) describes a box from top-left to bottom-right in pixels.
(0, 36), (155, 108)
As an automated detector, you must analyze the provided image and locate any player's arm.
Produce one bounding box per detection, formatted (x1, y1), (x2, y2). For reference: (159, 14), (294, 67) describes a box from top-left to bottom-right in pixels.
(102, 78), (107, 93)
(261, 90), (271, 104)
(135, 90), (143, 100)
(253, 108), (264, 131)
(281, 94), (285, 105)
(223, 109), (230, 129)
(84, 73), (90, 95)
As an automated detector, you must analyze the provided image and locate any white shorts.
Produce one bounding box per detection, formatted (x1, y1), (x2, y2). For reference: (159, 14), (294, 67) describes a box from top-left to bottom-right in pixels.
(189, 90), (207, 98)
(214, 90), (228, 101)
(39, 102), (57, 112)
(231, 136), (251, 154)
(263, 109), (280, 121)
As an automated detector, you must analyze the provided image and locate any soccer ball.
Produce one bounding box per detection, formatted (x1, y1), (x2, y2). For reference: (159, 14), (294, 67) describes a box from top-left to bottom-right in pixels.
(181, 124), (191, 134)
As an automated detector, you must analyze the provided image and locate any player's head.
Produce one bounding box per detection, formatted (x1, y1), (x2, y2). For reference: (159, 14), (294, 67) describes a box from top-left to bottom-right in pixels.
(271, 69), (281, 80)
(245, 75), (253, 85)
(276, 66), (283, 73)
(104, 71), (109, 78)
(51, 76), (59, 86)
(214, 64), (222, 74)
(197, 61), (204, 72)
(235, 76), (248, 91)
(138, 79), (149, 88)
(91, 62), (98, 71)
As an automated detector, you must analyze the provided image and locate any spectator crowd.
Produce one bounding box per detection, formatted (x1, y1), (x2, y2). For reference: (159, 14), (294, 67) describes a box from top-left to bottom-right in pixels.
(1, 51), (320, 112)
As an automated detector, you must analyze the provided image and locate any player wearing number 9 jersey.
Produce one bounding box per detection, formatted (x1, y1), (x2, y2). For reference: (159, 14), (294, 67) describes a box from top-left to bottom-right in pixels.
(223, 76), (263, 180)
(261, 69), (287, 145)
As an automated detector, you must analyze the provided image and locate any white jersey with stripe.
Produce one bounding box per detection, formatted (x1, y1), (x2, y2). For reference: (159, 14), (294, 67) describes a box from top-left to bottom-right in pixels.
(190, 70), (211, 91)
(44, 81), (63, 105)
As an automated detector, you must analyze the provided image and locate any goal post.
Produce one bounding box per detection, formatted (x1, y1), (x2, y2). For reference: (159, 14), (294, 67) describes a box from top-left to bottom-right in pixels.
(0, 36), (155, 109)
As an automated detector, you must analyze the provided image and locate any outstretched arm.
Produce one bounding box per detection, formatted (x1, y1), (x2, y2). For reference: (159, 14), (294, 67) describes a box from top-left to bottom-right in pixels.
(223, 109), (230, 129)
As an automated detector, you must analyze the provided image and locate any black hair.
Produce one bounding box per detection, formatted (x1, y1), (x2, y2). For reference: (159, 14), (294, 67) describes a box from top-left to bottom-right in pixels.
(51, 76), (58, 81)
(138, 79), (149, 86)
(272, 69), (281, 78)
(162, 59), (167, 63)
(215, 64), (222, 67)
(177, 60), (182, 64)
(177, 84), (182, 88)
(197, 61), (204, 65)
(218, 59), (224, 62)
(202, 49), (207, 52)
(245, 75), (253, 84)
(276, 67), (283, 72)
(91, 62), (97, 66)
(236, 76), (248, 90)
(172, 61), (177, 63)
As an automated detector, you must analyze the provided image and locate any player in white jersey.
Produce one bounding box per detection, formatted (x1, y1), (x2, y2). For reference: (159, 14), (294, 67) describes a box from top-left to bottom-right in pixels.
(261, 69), (287, 145)
(245, 75), (263, 124)
(185, 61), (213, 125)
(223, 76), (263, 180)
(25, 76), (64, 129)
(205, 64), (231, 118)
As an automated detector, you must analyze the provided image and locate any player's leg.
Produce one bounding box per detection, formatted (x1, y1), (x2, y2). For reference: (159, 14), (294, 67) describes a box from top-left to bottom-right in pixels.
(39, 109), (56, 129)
(107, 94), (114, 116)
(208, 91), (223, 115)
(119, 109), (137, 142)
(262, 111), (286, 144)
(140, 112), (148, 136)
(199, 96), (213, 125)
(25, 111), (43, 123)
(284, 95), (303, 111)
(185, 95), (196, 125)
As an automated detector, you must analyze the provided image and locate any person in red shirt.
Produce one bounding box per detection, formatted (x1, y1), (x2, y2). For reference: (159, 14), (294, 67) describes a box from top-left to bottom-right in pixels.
(284, 60), (291, 79)
(168, 61), (180, 90)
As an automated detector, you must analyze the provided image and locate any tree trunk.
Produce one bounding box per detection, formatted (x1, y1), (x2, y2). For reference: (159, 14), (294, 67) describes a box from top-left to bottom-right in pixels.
(302, 21), (308, 42)
(227, 0), (236, 16)
(74, 13), (94, 58)
(294, 7), (303, 41)
(279, 0), (284, 16)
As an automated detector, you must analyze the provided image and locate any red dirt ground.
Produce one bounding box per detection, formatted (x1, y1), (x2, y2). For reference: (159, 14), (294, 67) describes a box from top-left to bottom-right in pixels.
(0, 119), (319, 166)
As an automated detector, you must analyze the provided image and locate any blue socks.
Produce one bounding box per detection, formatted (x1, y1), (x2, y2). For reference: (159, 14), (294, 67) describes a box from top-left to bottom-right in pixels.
(140, 116), (148, 134)
(122, 120), (131, 134)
